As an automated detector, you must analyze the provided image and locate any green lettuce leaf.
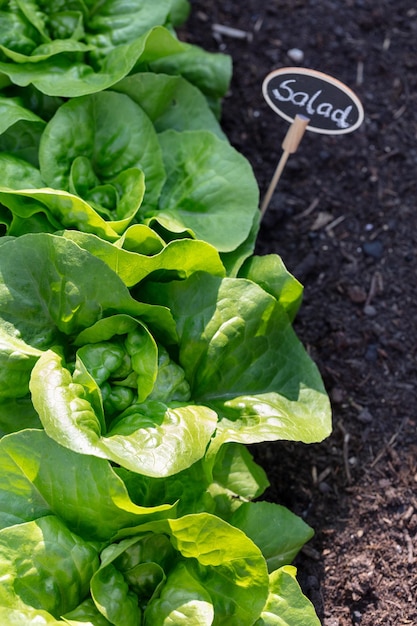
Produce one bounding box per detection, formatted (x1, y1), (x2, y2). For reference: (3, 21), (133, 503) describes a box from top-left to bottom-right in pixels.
(63, 598), (113, 625)
(113, 72), (226, 139)
(107, 513), (269, 625)
(0, 152), (44, 188)
(230, 502), (314, 572)
(0, 397), (41, 436)
(62, 230), (226, 287)
(30, 349), (218, 477)
(0, 515), (99, 616)
(0, 95), (45, 134)
(142, 514), (269, 625)
(239, 254), (304, 322)
(85, 0), (173, 64)
(0, 324), (42, 400)
(0, 184), (144, 240)
(255, 566), (321, 626)
(117, 441), (269, 521)
(143, 562), (214, 624)
(168, 0), (191, 26)
(0, 232), (177, 346)
(39, 90), (161, 215)
(150, 129), (259, 252)
(0, 26), (231, 99)
(0, 429), (175, 540)
(0, 606), (64, 625)
(143, 272), (332, 448)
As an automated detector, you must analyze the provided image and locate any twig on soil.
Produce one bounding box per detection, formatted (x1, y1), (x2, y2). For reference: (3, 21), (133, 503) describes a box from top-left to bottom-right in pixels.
(365, 271), (383, 308)
(254, 16), (264, 32)
(295, 196), (320, 220)
(369, 417), (407, 469)
(337, 420), (352, 484)
(393, 104), (407, 119)
(212, 24), (252, 41)
(325, 214), (347, 235)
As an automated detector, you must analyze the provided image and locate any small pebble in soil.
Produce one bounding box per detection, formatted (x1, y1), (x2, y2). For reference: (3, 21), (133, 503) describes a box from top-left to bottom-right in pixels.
(287, 47), (304, 62)
(319, 481), (332, 494)
(357, 407), (374, 423)
(364, 343), (379, 361)
(330, 386), (345, 404)
(363, 240), (384, 259)
(347, 285), (367, 303)
(363, 304), (377, 316)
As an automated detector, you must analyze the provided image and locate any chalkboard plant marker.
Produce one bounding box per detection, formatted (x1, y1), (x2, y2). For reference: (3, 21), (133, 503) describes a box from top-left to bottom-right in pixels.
(260, 114), (310, 216)
(261, 67), (364, 217)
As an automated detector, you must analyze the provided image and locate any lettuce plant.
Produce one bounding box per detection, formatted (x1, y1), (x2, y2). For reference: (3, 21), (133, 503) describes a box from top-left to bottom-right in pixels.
(0, 4), (332, 623)
(0, 231), (329, 622)
(0, 75), (258, 268)
(0, 429), (320, 625)
(0, 233), (330, 470)
(0, 2), (230, 101)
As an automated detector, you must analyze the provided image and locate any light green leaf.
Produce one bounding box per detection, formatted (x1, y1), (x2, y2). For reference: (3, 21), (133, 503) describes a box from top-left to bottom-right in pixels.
(230, 502), (314, 572)
(144, 562), (214, 625)
(39, 91), (164, 213)
(0, 152), (44, 189)
(0, 516), (99, 616)
(117, 458), (214, 519)
(255, 566), (321, 626)
(212, 443), (270, 502)
(0, 8), (43, 59)
(207, 443), (270, 520)
(0, 323), (42, 399)
(0, 119), (45, 167)
(1, 39), (92, 63)
(0, 429), (175, 540)
(141, 514), (269, 626)
(139, 30), (232, 101)
(0, 186), (126, 240)
(0, 233), (176, 347)
(90, 533), (173, 624)
(0, 26), (231, 100)
(220, 212), (260, 277)
(74, 314), (159, 404)
(30, 350), (218, 477)
(63, 598), (113, 625)
(116, 223), (165, 254)
(0, 95), (44, 135)
(152, 129), (259, 252)
(0, 605), (63, 625)
(113, 72), (226, 139)
(143, 272), (332, 447)
(91, 563), (141, 626)
(239, 254), (304, 322)
(62, 230), (225, 287)
(85, 0), (171, 63)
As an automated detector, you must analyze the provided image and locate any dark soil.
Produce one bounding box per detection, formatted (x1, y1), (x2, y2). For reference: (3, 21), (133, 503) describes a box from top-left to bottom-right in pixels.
(182, 2), (417, 624)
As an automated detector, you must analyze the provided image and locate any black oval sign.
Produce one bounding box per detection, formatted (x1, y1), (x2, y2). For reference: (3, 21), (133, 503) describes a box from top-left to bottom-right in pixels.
(263, 67), (364, 135)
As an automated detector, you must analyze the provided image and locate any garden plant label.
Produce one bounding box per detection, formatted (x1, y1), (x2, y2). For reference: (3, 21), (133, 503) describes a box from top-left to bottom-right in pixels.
(263, 67), (364, 134)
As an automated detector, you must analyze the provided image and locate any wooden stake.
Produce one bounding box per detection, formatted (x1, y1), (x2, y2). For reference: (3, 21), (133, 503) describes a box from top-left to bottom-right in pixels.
(260, 114), (310, 217)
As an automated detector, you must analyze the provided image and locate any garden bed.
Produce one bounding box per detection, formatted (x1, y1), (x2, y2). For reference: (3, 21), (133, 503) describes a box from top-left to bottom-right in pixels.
(184, 1), (417, 624)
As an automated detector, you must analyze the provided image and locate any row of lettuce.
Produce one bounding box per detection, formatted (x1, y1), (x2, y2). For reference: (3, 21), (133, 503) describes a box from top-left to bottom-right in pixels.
(0, 1), (331, 624)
